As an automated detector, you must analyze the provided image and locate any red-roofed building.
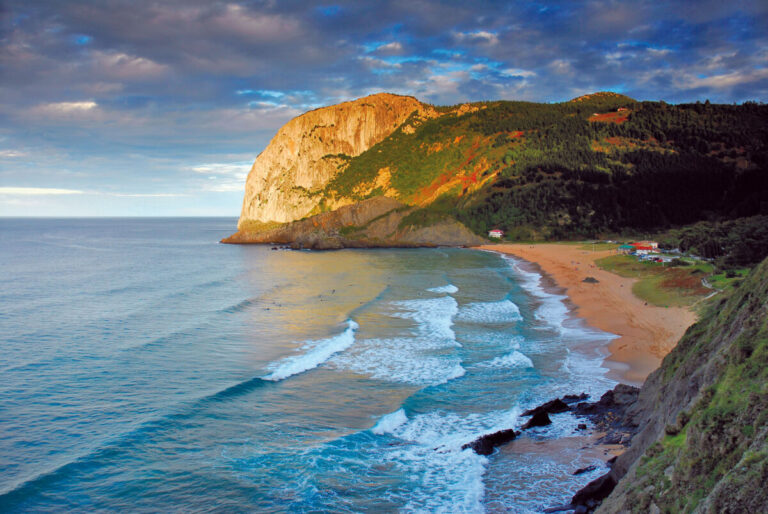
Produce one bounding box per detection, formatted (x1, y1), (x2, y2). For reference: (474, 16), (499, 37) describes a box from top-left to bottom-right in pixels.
(488, 229), (504, 239)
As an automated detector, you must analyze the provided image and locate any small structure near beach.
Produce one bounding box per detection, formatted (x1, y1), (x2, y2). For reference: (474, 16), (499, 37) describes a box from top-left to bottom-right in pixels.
(630, 241), (658, 255)
(488, 229), (504, 239)
(618, 244), (634, 254)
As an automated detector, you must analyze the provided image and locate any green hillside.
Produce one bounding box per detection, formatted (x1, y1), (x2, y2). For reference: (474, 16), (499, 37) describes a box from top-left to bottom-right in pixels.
(322, 92), (768, 245)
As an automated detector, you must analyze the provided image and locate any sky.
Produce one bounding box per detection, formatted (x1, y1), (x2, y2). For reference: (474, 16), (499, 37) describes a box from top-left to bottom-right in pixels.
(1, 1), (767, 217)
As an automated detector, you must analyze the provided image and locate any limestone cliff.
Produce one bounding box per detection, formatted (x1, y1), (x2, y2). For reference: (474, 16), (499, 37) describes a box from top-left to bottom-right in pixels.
(238, 93), (436, 227)
(224, 196), (485, 249)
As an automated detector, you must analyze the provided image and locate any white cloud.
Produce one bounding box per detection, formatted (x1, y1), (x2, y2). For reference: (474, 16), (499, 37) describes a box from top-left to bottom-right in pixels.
(501, 68), (536, 78)
(107, 193), (183, 197)
(211, 4), (301, 42)
(191, 160), (251, 193)
(40, 101), (98, 113)
(92, 51), (168, 79)
(454, 30), (499, 45)
(0, 187), (85, 195)
(359, 56), (403, 70)
(678, 68), (768, 89)
(192, 161), (251, 176)
(376, 41), (403, 53)
(0, 150), (27, 158)
(548, 59), (574, 75)
(647, 48), (671, 57)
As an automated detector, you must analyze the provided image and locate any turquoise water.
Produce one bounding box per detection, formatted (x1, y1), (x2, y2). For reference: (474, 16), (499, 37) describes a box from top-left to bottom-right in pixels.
(0, 218), (616, 512)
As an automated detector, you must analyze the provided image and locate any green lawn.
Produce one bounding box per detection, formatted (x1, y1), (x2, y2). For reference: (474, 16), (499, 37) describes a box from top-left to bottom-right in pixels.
(707, 268), (750, 292)
(595, 255), (714, 308)
(577, 242), (621, 251)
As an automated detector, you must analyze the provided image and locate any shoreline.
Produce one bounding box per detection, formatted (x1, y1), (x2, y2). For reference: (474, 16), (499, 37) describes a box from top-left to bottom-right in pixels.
(478, 243), (697, 385)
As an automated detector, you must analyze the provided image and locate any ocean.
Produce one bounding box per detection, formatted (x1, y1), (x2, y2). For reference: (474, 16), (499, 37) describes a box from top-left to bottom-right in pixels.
(0, 218), (617, 512)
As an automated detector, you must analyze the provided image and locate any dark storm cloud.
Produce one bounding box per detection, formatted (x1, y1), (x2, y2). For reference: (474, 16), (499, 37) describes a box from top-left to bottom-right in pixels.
(1, 0), (766, 215)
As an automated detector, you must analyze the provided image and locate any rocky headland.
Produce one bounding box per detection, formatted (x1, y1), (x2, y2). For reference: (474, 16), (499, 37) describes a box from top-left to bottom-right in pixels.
(223, 196), (484, 249)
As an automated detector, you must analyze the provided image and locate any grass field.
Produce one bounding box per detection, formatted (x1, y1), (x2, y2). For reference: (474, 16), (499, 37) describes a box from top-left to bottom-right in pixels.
(577, 242), (621, 251)
(595, 255), (713, 308)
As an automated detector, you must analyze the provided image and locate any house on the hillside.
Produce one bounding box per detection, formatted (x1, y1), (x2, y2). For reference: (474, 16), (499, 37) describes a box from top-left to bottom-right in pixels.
(617, 107), (628, 112)
(488, 229), (504, 239)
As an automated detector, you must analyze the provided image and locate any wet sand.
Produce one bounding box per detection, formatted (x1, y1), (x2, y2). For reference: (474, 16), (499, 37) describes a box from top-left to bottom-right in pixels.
(478, 244), (697, 385)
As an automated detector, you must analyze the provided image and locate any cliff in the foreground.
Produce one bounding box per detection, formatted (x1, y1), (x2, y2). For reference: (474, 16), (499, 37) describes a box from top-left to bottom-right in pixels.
(581, 256), (768, 512)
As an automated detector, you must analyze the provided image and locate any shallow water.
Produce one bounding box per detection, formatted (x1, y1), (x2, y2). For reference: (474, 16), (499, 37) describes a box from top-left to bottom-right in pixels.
(0, 218), (616, 512)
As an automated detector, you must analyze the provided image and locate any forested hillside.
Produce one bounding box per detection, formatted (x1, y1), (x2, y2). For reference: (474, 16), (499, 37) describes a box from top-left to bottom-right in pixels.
(322, 93), (768, 242)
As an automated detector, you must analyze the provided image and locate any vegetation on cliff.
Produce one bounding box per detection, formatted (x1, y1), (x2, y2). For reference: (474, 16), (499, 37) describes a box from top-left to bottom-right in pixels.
(594, 256), (768, 512)
(233, 92), (767, 256)
(319, 93), (767, 251)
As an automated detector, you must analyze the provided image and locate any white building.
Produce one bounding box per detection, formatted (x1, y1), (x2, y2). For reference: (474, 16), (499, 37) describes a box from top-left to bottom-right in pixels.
(488, 229), (504, 239)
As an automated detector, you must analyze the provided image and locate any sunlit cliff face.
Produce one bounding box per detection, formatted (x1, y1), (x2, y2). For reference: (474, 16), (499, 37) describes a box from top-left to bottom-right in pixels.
(238, 93), (435, 227)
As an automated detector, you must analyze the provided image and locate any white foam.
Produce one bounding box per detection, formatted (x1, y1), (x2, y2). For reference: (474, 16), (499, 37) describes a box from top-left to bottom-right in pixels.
(333, 338), (466, 385)
(502, 255), (614, 341)
(263, 319), (358, 381)
(392, 296), (459, 343)
(371, 408), (408, 435)
(481, 350), (534, 369)
(333, 295), (464, 386)
(427, 284), (459, 294)
(502, 254), (619, 395)
(377, 407), (522, 512)
(456, 299), (522, 324)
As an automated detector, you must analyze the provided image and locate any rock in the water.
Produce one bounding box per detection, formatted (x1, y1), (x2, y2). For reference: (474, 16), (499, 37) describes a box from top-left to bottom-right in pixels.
(563, 393), (589, 404)
(571, 473), (617, 509)
(522, 410), (552, 429)
(461, 428), (520, 455)
(573, 465), (598, 475)
(522, 398), (570, 417)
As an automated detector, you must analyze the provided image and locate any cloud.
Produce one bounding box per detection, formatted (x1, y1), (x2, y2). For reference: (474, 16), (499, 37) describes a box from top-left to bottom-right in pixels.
(0, 0), (766, 215)
(501, 68), (536, 78)
(0, 187), (85, 195)
(454, 30), (499, 46)
(0, 150), (27, 158)
(191, 160), (252, 192)
(92, 51), (168, 79)
(38, 101), (98, 112)
(677, 68), (768, 90)
(107, 193), (183, 197)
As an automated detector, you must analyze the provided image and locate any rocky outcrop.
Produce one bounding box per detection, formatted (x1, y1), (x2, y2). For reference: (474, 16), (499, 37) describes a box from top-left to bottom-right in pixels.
(224, 196), (485, 249)
(238, 93), (436, 227)
(565, 257), (768, 513)
(461, 429), (520, 456)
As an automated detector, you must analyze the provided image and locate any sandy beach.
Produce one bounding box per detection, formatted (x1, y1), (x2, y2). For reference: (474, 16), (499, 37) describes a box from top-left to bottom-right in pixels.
(478, 244), (697, 385)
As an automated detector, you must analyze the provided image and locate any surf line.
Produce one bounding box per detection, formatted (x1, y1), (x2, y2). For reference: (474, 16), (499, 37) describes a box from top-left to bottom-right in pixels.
(262, 319), (359, 381)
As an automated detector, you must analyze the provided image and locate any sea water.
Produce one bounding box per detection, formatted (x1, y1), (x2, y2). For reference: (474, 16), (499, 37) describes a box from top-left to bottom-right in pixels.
(0, 218), (617, 512)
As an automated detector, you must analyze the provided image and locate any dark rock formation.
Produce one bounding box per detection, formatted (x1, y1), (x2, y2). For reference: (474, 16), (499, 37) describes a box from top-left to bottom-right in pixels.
(522, 398), (570, 417)
(461, 428), (520, 456)
(566, 257), (768, 513)
(563, 393), (589, 404)
(582, 276), (599, 283)
(573, 465), (598, 476)
(571, 474), (617, 510)
(521, 410), (552, 429)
